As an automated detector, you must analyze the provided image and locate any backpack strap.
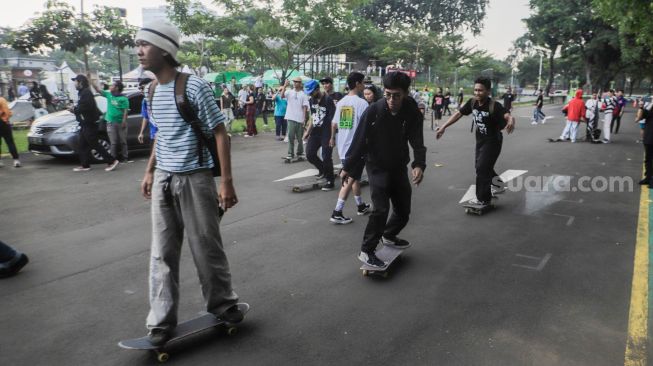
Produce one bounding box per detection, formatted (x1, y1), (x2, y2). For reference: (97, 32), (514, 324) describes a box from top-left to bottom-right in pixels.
(146, 80), (158, 120)
(174, 72), (206, 167)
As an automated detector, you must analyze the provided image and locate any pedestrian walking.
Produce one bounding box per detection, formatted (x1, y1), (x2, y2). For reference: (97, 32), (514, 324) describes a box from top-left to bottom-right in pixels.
(138, 78), (157, 145)
(69, 75), (118, 172)
(282, 77), (309, 160)
(559, 89), (587, 142)
(342, 72), (426, 268)
(135, 21), (243, 346)
(0, 240), (28, 278)
(611, 89), (627, 134)
(244, 85), (257, 137)
(220, 86), (235, 134)
(329, 72), (371, 224)
(273, 87), (288, 141)
(431, 87), (444, 129)
(637, 101), (653, 188)
(91, 79), (130, 162)
(457, 87), (464, 107)
(601, 89), (617, 143)
(237, 86), (248, 118)
(436, 77), (516, 209)
(303, 80), (336, 190)
(532, 89), (545, 124)
(0, 96), (21, 168)
(255, 87), (268, 127)
(501, 86), (516, 112)
(443, 87), (452, 116)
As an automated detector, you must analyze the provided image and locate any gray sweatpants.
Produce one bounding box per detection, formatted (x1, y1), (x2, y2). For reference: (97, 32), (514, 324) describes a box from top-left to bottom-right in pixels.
(107, 123), (128, 161)
(147, 169), (238, 332)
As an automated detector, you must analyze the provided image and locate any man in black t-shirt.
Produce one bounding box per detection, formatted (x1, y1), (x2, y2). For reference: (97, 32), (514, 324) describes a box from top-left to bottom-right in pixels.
(532, 89), (545, 124)
(303, 80), (336, 190)
(501, 87), (515, 111)
(255, 87), (268, 126)
(436, 77), (515, 208)
(320, 76), (343, 106)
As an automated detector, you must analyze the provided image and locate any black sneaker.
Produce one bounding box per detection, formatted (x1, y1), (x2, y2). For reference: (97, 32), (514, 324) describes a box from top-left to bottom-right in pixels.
(330, 210), (353, 224)
(0, 253), (29, 278)
(356, 203), (371, 215)
(381, 236), (412, 249)
(148, 329), (172, 347)
(321, 181), (334, 191)
(358, 251), (386, 268)
(219, 304), (244, 324)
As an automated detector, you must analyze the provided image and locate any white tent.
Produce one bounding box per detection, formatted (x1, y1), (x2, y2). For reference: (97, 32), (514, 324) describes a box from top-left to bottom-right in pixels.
(40, 61), (79, 101)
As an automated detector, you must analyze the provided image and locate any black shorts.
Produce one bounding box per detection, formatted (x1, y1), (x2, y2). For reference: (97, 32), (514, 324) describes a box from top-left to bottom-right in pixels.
(342, 157), (365, 180)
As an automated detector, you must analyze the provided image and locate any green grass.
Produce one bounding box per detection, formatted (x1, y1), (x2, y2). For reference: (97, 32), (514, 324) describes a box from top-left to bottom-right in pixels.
(229, 116), (277, 135)
(2, 128), (29, 156)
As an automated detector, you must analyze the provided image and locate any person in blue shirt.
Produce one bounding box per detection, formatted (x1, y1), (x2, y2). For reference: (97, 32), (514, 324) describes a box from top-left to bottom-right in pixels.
(137, 78), (157, 145)
(273, 87), (288, 141)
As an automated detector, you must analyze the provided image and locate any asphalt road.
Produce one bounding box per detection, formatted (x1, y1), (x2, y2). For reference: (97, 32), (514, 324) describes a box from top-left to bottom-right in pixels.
(0, 102), (644, 365)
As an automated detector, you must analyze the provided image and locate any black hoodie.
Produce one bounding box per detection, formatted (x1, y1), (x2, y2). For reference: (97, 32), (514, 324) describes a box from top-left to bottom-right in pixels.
(344, 96), (426, 173)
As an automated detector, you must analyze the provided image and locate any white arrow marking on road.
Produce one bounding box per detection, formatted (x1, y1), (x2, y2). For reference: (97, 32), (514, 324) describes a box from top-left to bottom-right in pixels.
(512, 253), (552, 271)
(274, 163), (344, 182)
(459, 169), (528, 203)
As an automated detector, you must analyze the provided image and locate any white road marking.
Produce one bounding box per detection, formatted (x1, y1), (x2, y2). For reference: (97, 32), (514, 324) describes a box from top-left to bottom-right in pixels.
(274, 169), (319, 182)
(458, 169), (527, 203)
(513, 253), (552, 271)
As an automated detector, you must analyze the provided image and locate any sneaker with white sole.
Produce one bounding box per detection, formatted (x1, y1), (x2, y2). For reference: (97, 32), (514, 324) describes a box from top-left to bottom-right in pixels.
(381, 236), (412, 249)
(321, 181), (334, 191)
(358, 251), (387, 268)
(491, 185), (506, 196)
(105, 160), (119, 171)
(356, 203), (371, 215)
(13, 160), (21, 168)
(330, 210), (353, 224)
(73, 166), (91, 172)
(466, 198), (490, 208)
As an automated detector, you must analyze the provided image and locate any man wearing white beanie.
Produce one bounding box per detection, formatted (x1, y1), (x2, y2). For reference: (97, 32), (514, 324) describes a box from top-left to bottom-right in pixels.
(136, 21), (244, 346)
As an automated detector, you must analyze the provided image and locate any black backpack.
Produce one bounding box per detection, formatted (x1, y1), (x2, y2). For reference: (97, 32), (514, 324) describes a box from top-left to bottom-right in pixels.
(467, 98), (506, 132)
(148, 72), (221, 177)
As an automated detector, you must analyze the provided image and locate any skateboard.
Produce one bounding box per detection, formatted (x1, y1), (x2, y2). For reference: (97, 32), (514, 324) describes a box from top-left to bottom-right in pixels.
(291, 178), (327, 193)
(463, 203), (495, 215)
(547, 138), (569, 142)
(282, 156), (305, 164)
(118, 303), (250, 363)
(360, 245), (406, 278)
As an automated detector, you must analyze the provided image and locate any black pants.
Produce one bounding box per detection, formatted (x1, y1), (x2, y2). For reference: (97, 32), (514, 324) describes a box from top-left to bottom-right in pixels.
(306, 133), (334, 181)
(645, 144), (653, 181)
(79, 124), (114, 168)
(361, 164), (412, 253)
(256, 108), (268, 125)
(611, 114), (621, 134)
(475, 136), (503, 203)
(0, 122), (19, 159)
(443, 103), (451, 116)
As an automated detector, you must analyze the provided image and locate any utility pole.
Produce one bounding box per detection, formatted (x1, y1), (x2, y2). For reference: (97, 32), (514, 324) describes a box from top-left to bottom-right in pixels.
(80, 0), (90, 76)
(537, 52), (543, 92)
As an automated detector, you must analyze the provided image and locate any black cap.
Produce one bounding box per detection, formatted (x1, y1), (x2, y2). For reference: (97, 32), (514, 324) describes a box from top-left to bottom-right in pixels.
(319, 76), (333, 84)
(71, 74), (88, 83)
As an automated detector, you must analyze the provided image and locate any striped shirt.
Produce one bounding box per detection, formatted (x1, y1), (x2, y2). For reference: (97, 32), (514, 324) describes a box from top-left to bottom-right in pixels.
(603, 96), (616, 114)
(150, 75), (225, 173)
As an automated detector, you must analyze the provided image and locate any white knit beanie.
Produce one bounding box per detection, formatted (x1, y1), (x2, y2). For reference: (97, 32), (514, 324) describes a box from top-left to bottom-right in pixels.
(135, 22), (181, 63)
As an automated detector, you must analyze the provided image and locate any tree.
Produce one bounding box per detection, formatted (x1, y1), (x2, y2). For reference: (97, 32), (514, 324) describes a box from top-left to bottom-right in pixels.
(523, 0), (574, 95)
(593, 0), (653, 51)
(92, 6), (137, 81)
(356, 0), (489, 34)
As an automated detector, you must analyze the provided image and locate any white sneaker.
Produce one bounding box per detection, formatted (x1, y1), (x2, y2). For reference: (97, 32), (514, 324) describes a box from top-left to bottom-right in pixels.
(73, 166), (91, 172)
(13, 160), (21, 168)
(105, 160), (119, 171)
(491, 186), (506, 195)
(531, 121), (537, 125)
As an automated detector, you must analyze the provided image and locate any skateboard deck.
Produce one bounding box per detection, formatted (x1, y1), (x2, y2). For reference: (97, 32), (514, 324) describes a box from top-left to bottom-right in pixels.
(360, 245), (406, 278)
(291, 179), (327, 193)
(282, 156), (305, 164)
(463, 203), (495, 215)
(119, 303), (250, 363)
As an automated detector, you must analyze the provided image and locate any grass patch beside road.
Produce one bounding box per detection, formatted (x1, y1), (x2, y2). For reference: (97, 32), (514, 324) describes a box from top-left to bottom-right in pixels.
(1, 128), (29, 156)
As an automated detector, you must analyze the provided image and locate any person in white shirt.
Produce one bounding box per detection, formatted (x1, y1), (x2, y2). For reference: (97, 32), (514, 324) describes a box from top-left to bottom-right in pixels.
(281, 76), (310, 159)
(329, 72), (372, 224)
(584, 92), (599, 139)
(237, 87), (248, 118)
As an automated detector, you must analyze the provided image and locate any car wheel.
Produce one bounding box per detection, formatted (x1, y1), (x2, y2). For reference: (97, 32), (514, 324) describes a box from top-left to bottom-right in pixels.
(90, 136), (111, 163)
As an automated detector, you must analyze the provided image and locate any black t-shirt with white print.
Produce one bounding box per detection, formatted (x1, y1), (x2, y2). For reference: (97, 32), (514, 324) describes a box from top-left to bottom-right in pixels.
(309, 94), (335, 138)
(459, 98), (507, 141)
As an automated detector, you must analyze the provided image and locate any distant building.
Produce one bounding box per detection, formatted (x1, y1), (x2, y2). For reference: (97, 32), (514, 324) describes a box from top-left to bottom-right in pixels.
(142, 6), (170, 25)
(293, 54), (347, 77)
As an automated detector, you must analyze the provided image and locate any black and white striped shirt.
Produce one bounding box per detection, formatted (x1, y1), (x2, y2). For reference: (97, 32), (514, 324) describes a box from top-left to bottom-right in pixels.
(150, 75), (225, 173)
(603, 96), (616, 114)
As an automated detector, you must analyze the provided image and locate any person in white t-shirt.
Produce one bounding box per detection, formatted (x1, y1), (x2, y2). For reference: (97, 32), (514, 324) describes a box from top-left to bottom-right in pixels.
(237, 87), (248, 118)
(329, 72), (372, 224)
(282, 76), (310, 159)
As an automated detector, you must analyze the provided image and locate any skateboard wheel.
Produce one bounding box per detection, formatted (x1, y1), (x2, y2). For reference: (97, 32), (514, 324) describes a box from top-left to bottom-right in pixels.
(227, 327), (238, 336)
(157, 352), (169, 363)
(362, 270), (369, 276)
(465, 208), (470, 214)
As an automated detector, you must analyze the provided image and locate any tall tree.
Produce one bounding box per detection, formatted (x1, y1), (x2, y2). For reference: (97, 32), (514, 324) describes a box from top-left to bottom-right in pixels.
(593, 0), (653, 51)
(356, 0), (489, 34)
(92, 6), (137, 81)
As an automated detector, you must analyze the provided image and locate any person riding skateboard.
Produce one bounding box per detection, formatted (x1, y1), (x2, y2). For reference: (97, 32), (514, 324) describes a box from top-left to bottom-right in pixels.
(341, 71), (426, 268)
(136, 21), (243, 346)
(436, 77), (515, 209)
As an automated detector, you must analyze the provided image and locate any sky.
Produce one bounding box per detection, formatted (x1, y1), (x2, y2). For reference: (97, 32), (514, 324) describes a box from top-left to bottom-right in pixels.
(1, 0), (530, 60)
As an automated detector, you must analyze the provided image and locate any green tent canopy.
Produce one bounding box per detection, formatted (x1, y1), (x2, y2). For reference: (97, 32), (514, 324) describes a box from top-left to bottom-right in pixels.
(239, 70), (311, 87)
(203, 71), (252, 85)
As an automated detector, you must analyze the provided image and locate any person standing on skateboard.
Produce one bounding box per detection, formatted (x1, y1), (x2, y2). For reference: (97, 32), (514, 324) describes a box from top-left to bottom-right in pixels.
(303, 80), (336, 190)
(136, 22), (243, 346)
(341, 72), (426, 268)
(436, 77), (515, 209)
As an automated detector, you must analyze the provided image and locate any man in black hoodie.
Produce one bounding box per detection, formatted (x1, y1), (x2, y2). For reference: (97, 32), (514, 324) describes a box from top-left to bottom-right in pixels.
(341, 72), (426, 268)
(70, 74), (118, 172)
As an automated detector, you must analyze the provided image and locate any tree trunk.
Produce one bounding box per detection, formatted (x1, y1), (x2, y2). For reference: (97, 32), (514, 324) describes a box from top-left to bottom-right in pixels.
(83, 47), (90, 75)
(584, 62), (592, 93)
(545, 48), (556, 95)
(117, 47), (123, 83)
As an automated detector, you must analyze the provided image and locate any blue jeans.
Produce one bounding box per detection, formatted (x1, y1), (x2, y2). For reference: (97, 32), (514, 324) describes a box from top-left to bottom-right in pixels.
(0, 240), (18, 262)
(274, 116), (287, 137)
(533, 107), (545, 123)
